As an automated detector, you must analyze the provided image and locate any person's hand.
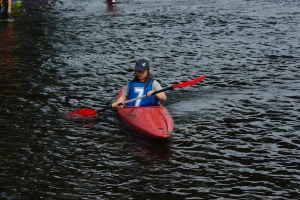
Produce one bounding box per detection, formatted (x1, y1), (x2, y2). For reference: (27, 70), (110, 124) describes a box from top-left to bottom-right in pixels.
(112, 102), (119, 108)
(147, 91), (154, 97)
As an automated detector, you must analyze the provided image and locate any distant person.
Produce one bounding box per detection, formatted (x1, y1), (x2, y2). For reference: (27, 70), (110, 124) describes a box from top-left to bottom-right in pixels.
(0, 0), (8, 20)
(107, 0), (116, 4)
(107, 0), (118, 11)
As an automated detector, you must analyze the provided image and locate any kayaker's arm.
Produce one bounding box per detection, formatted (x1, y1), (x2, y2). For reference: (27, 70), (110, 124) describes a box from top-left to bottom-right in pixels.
(150, 80), (167, 101)
(112, 95), (127, 108)
(147, 91), (167, 101)
(156, 92), (167, 101)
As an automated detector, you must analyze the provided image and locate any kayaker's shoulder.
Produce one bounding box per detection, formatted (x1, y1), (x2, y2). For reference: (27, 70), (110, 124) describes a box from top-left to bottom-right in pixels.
(152, 79), (162, 89)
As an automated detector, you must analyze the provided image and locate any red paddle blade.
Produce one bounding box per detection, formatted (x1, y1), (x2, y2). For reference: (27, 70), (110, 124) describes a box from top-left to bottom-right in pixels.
(172, 75), (206, 89)
(66, 108), (97, 118)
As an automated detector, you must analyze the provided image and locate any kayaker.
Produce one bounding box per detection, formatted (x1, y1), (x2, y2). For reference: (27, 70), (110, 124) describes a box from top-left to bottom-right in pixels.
(112, 59), (167, 107)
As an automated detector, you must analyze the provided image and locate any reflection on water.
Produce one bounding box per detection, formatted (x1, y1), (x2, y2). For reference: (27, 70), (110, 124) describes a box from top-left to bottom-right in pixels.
(1, 0), (299, 199)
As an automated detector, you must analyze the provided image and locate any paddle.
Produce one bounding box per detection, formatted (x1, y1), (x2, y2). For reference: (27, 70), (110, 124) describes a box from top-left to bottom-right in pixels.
(66, 75), (206, 118)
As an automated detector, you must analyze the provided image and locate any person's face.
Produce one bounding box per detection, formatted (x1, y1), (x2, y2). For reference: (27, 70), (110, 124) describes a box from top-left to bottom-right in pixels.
(135, 70), (148, 81)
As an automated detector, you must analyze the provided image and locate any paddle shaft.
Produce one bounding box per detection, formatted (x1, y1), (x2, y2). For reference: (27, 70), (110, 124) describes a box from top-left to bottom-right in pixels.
(115, 75), (206, 107)
(98, 75), (206, 112)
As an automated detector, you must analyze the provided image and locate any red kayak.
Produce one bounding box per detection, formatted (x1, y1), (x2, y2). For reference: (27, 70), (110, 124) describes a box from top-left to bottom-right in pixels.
(115, 86), (174, 140)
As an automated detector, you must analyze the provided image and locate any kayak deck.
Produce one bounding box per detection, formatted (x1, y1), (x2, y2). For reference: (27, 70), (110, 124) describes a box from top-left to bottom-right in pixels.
(115, 86), (174, 140)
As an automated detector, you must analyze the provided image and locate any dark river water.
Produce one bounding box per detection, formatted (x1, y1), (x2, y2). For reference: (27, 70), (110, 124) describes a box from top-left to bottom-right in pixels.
(1, 0), (299, 199)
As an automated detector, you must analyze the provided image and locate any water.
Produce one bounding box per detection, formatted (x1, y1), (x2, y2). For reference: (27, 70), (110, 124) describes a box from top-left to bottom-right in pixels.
(1, 0), (299, 199)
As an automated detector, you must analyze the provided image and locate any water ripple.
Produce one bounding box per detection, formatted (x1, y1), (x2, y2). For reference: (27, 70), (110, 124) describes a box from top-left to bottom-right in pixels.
(1, 0), (299, 199)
